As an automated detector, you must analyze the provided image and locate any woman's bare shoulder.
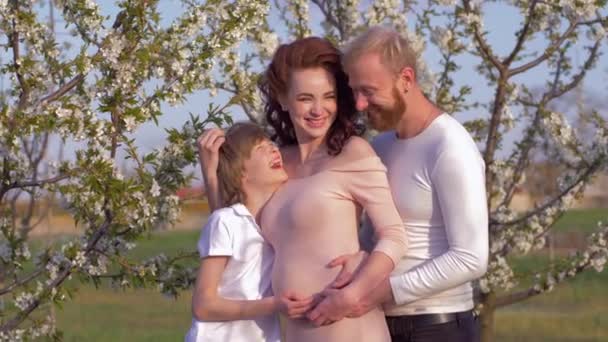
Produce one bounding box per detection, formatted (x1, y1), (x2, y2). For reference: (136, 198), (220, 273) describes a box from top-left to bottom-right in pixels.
(341, 136), (377, 160)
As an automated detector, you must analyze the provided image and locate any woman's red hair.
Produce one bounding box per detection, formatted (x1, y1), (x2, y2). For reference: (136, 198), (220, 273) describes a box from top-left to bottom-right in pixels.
(258, 37), (363, 155)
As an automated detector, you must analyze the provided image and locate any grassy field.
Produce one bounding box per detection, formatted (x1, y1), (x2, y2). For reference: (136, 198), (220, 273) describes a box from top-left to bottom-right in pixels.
(552, 208), (608, 233)
(16, 209), (608, 341)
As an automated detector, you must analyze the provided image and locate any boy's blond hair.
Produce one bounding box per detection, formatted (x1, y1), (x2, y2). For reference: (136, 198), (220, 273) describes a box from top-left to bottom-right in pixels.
(343, 26), (418, 78)
(217, 122), (268, 207)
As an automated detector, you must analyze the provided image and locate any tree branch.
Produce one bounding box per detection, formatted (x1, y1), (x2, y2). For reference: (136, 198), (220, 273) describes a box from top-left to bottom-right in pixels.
(462, 0), (505, 73)
(39, 74), (86, 105)
(495, 254), (593, 308)
(311, 0), (345, 40)
(508, 20), (578, 77)
(0, 270), (44, 296)
(548, 40), (602, 101)
(9, 10), (28, 110)
(5, 173), (73, 191)
(0, 218), (112, 332)
(496, 158), (602, 228)
(503, 0), (538, 66)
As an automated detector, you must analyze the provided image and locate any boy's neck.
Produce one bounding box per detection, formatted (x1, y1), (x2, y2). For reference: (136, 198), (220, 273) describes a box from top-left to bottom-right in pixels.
(243, 184), (282, 222)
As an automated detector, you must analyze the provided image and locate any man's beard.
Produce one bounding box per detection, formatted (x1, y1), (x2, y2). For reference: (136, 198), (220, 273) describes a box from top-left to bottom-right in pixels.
(367, 86), (406, 132)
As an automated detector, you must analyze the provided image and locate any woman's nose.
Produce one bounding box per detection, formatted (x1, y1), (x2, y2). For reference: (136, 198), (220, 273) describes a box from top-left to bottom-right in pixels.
(310, 101), (323, 116)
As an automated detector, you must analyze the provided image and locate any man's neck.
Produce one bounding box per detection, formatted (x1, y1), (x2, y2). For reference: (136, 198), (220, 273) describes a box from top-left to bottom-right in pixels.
(395, 94), (441, 140)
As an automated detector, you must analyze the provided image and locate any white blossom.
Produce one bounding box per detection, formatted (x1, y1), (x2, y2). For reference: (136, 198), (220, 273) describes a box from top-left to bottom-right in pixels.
(123, 116), (137, 132)
(14, 292), (35, 311)
(150, 179), (161, 197)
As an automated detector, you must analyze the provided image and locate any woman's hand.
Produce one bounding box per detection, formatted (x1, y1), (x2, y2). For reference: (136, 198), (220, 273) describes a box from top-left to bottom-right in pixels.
(327, 250), (369, 289)
(275, 291), (316, 319)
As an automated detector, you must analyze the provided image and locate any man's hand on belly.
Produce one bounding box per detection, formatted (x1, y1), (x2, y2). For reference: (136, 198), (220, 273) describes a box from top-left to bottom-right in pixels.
(306, 287), (357, 326)
(306, 277), (394, 326)
(327, 250), (369, 289)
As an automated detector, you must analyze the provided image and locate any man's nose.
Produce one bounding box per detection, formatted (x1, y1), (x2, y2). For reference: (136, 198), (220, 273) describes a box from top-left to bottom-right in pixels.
(355, 93), (368, 111)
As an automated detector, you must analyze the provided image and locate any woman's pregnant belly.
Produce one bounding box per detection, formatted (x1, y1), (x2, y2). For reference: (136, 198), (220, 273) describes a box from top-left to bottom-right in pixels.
(271, 239), (357, 296)
(271, 242), (390, 342)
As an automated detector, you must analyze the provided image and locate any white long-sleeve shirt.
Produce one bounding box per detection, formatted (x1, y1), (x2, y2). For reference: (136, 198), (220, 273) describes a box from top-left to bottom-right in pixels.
(361, 113), (489, 316)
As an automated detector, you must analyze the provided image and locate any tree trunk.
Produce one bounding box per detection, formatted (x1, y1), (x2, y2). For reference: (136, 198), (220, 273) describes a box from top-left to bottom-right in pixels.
(479, 292), (496, 342)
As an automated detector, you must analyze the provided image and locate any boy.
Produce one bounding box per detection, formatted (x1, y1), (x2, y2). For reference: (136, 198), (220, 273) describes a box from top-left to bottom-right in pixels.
(186, 123), (314, 342)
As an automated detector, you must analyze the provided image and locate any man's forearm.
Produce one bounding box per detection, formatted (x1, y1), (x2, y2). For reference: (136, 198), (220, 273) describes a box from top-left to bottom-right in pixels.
(389, 248), (487, 305)
(343, 251), (394, 301)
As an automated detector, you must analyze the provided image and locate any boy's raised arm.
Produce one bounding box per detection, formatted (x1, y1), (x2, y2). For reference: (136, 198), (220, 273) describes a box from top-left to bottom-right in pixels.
(196, 129), (224, 211)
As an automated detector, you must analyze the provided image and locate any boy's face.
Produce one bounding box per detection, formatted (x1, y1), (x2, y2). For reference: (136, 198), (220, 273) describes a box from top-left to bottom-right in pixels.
(242, 139), (287, 188)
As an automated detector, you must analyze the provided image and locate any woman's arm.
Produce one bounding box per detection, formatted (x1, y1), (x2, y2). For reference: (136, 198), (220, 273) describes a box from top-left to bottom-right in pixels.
(192, 257), (316, 321)
(196, 129), (224, 211)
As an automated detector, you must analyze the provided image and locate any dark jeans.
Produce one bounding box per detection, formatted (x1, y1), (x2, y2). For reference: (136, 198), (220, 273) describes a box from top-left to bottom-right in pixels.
(386, 310), (480, 342)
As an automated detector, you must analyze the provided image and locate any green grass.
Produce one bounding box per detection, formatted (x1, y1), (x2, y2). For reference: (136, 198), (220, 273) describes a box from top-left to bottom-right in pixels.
(56, 287), (192, 342)
(495, 254), (608, 341)
(50, 229), (202, 341)
(552, 208), (608, 233)
(13, 208), (608, 341)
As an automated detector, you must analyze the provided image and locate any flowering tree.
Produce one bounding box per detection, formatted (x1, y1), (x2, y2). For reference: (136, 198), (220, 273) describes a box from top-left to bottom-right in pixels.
(218, 1), (608, 341)
(0, 0), (268, 339)
(1, 0), (607, 341)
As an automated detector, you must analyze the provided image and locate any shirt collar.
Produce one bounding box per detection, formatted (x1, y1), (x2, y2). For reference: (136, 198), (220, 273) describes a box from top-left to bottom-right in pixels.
(230, 203), (254, 218)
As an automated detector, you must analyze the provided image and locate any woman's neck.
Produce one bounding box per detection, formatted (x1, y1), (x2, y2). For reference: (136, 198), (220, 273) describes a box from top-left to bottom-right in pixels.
(294, 135), (327, 164)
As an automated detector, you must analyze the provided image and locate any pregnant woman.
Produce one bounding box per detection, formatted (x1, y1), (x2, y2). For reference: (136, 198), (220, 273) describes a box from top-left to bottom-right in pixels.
(201, 37), (408, 341)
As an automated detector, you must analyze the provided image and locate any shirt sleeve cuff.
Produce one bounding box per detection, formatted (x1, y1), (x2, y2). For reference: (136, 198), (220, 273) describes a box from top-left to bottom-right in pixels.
(389, 273), (417, 306)
(373, 240), (406, 267)
(198, 247), (232, 259)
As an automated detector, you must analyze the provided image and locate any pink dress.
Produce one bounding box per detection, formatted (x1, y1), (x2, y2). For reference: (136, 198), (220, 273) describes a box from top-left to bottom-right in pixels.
(261, 155), (407, 342)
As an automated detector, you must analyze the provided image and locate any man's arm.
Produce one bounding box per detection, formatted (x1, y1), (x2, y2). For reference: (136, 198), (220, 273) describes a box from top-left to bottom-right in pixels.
(389, 146), (488, 306)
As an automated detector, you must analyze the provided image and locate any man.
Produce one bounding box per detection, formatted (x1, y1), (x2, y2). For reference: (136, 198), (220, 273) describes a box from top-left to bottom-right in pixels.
(308, 26), (488, 341)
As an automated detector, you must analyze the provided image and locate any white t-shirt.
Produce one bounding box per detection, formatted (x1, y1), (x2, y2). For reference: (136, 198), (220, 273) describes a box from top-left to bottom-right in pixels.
(362, 113), (489, 316)
(185, 203), (280, 342)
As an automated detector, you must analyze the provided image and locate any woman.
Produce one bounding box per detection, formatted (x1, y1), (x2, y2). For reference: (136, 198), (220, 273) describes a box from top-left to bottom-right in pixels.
(200, 37), (407, 342)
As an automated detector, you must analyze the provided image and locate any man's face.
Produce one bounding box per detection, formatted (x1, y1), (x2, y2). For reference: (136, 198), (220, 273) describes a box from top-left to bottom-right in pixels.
(346, 53), (405, 131)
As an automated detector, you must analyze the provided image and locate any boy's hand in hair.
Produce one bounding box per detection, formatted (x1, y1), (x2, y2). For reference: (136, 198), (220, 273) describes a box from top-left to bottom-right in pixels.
(197, 128), (225, 211)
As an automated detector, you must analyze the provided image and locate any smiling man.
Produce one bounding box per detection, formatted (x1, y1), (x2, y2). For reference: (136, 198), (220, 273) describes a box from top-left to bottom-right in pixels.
(324, 26), (489, 342)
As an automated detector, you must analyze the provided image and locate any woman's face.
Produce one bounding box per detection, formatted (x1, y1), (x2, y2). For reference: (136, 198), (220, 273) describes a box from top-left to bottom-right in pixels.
(280, 67), (338, 145)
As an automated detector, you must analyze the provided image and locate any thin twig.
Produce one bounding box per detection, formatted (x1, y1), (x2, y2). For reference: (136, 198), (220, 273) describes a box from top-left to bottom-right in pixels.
(508, 20), (578, 76)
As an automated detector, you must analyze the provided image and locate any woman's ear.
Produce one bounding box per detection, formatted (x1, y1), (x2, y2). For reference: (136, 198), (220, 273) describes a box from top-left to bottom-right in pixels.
(278, 95), (288, 111)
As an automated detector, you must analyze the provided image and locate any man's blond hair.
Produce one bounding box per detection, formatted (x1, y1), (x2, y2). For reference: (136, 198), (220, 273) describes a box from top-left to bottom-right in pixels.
(343, 26), (418, 78)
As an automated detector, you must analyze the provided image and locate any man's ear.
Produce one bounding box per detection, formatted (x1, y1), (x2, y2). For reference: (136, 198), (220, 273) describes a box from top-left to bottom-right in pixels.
(398, 67), (416, 94)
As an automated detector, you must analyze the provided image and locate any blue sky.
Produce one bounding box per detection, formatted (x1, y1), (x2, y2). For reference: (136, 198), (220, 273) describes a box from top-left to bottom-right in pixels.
(3, 1), (607, 168)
